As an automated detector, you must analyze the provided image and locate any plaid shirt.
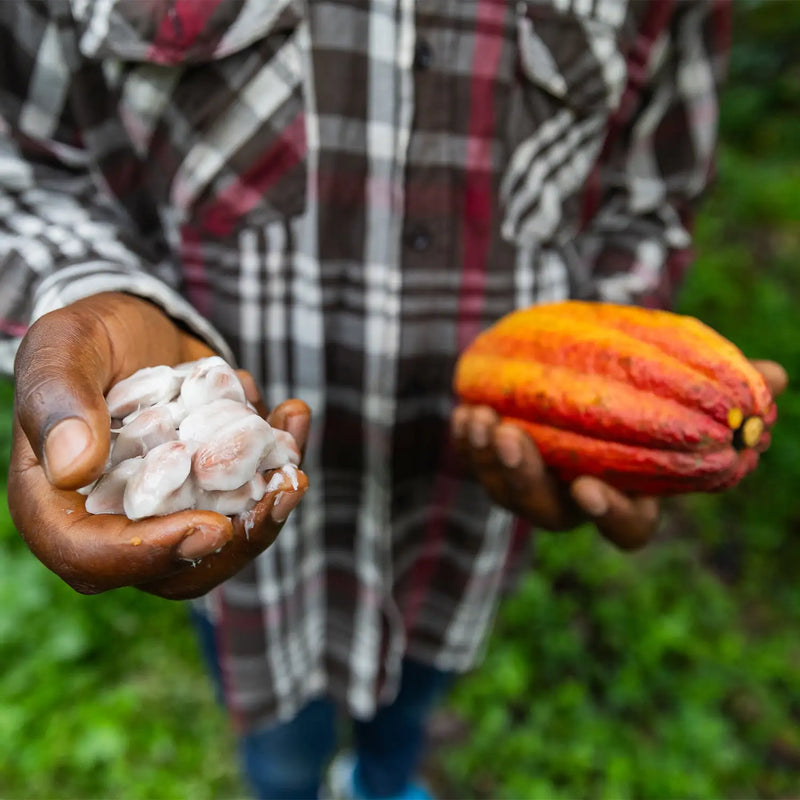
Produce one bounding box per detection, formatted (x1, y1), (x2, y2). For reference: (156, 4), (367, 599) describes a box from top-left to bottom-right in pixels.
(1, 0), (730, 730)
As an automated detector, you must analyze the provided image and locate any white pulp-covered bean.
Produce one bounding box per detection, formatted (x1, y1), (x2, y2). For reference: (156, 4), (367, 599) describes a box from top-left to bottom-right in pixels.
(123, 397), (188, 428)
(109, 406), (177, 467)
(259, 428), (301, 470)
(81, 357), (299, 520)
(105, 365), (183, 418)
(173, 356), (228, 376)
(195, 474), (268, 516)
(123, 441), (194, 520)
(84, 458), (143, 515)
(180, 361), (246, 410)
(193, 413), (275, 492)
(178, 398), (255, 443)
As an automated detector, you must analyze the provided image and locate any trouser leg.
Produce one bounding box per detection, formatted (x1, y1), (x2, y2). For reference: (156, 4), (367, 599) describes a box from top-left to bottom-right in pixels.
(352, 658), (452, 798)
(240, 698), (337, 800)
(189, 606), (337, 799)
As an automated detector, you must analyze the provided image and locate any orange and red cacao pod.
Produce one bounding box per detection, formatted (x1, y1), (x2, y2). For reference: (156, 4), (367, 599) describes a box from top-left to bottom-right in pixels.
(454, 301), (776, 496)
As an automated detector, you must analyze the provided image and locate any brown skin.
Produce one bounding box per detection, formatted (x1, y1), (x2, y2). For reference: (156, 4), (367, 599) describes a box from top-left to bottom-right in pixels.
(8, 292), (309, 600)
(452, 360), (788, 551)
(8, 292), (788, 594)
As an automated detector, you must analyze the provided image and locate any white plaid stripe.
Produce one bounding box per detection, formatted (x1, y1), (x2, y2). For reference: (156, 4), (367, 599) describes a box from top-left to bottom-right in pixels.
(71, 0), (116, 58)
(586, 18), (627, 110)
(255, 538), (297, 719)
(120, 65), (182, 156)
(216, 0), (301, 59)
(677, 3), (719, 197)
(19, 22), (69, 140)
(0, 339), (19, 375)
(288, 17), (328, 710)
(31, 262), (235, 362)
(516, 13), (568, 98)
(237, 227), (263, 381)
(171, 24), (304, 217)
(347, 0), (415, 718)
(596, 239), (664, 303)
(537, 248), (571, 302)
(503, 110), (606, 243)
(437, 505), (513, 670)
(595, 0), (627, 28)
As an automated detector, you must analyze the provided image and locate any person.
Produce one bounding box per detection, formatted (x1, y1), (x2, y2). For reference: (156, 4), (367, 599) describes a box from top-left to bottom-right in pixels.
(0, 2), (787, 799)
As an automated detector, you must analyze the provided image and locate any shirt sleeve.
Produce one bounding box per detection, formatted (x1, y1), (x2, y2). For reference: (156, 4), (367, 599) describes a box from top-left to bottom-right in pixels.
(0, 2), (233, 377)
(573, 0), (731, 309)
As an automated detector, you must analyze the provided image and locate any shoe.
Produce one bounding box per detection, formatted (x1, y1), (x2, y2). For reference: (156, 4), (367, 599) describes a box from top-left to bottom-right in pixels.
(323, 751), (434, 800)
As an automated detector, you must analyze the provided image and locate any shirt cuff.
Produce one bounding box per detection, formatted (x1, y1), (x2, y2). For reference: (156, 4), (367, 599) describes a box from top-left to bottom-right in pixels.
(31, 262), (235, 365)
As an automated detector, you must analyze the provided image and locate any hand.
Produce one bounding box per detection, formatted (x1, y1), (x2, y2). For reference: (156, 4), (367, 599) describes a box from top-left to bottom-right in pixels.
(451, 404), (658, 550)
(8, 292), (309, 599)
(451, 359), (788, 552)
(751, 359), (788, 400)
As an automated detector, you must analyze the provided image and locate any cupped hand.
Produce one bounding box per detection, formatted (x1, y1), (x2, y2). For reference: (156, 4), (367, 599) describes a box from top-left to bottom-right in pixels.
(451, 359), (788, 552)
(451, 404), (658, 550)
(8, 292), (309, 599)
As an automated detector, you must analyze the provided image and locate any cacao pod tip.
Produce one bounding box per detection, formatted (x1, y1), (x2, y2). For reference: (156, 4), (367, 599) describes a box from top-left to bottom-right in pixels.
(727, 407), (744, 430)
(742, 417), (764, 449)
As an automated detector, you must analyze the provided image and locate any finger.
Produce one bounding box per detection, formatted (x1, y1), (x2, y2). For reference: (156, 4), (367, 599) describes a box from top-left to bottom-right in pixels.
(14, 307), (115, 489)
(9, 416), (234, 593)
(750, 360), (788, 398)
(236, 369), (271, 418)
(454, 405), (551, 519)
(138, 468), (309, 599)
(268, 399), (312, 456)
(493, 422), (583, 531)
(457, 405), (506, 497)
(452, 405), (582, 531)
(450, 403), (473, 464)
(571, 476), (660, 551)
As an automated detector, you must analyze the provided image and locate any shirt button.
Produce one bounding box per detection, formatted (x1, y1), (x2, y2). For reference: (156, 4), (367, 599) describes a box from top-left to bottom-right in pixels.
(406, 226), (432, 252)
(414, 40), (434, 70)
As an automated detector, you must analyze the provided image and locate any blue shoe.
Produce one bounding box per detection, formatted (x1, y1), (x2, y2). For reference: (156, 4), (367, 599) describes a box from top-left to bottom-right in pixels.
(324, 752), (434, 800)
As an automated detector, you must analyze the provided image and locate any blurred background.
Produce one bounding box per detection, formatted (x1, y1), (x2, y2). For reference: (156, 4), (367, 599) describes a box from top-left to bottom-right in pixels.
(1, 2), (799, 797)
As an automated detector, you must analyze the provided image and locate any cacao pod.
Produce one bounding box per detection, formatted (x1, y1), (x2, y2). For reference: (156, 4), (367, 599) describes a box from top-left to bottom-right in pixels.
(453, 301), (776, 495)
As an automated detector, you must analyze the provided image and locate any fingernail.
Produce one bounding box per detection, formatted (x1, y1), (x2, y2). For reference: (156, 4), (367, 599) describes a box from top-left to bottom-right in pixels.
(271, 489), (303, 523)
(44, 418), (92, 478)
(177, 526), (230, 561)
(469, 421), (489, 449)
(451, 408), (467, 439)
(579, 485), (609, 517)
(496, 430), (523, 468)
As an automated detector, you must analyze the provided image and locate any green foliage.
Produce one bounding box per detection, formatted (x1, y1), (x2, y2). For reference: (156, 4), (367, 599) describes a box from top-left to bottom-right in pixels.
(443, 529), (800, 799)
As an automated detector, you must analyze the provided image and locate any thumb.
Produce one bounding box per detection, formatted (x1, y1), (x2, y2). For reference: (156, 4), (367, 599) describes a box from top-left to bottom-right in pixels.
(14, 306), (114, 490)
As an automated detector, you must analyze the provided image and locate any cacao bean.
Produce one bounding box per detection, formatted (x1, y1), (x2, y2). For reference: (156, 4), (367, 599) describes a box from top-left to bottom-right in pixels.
(192, 414), (275, 492)
(109, 406), (177, 467)
(82, 357), (300, 519)
(106, 365), (182, 417)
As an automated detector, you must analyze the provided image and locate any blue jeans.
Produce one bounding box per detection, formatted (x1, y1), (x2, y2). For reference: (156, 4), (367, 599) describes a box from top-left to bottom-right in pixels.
(191, 609), (451, 800)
